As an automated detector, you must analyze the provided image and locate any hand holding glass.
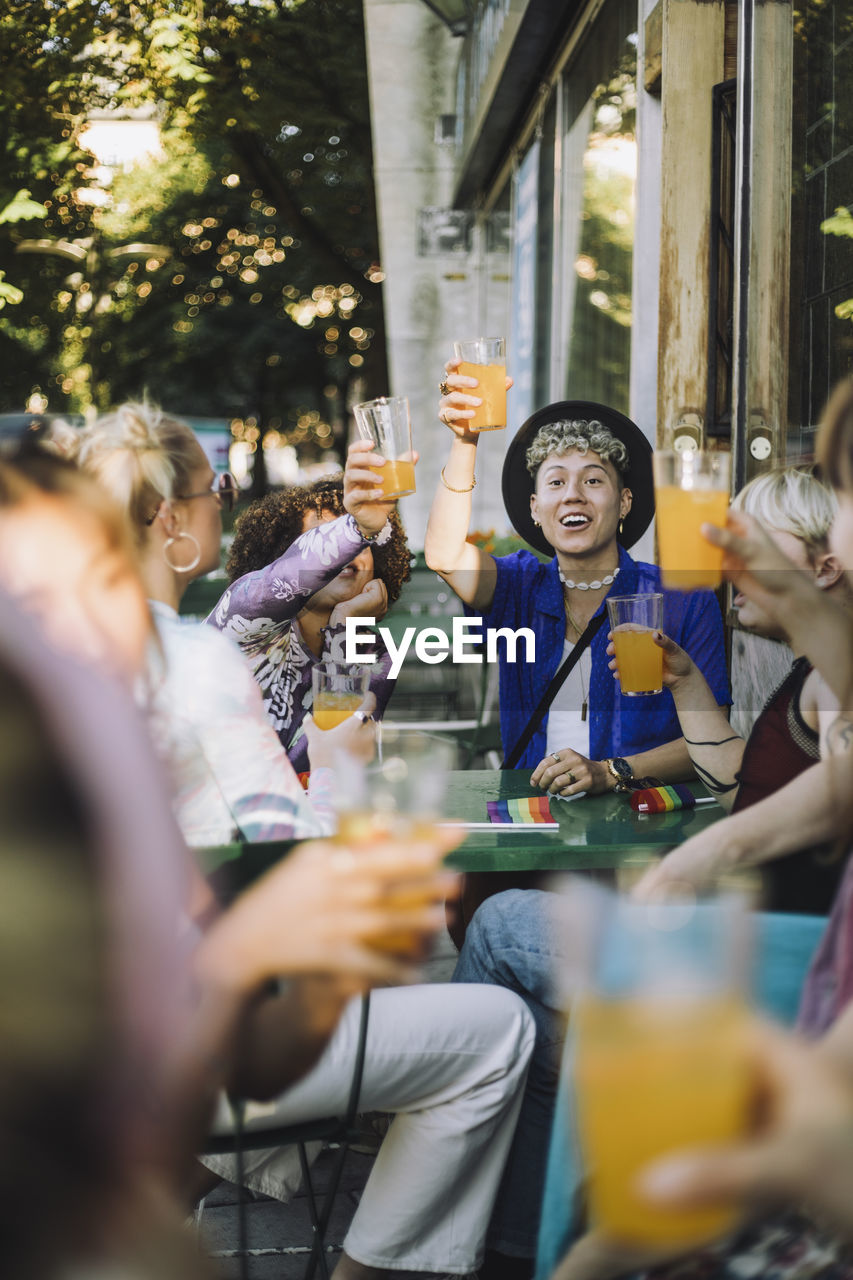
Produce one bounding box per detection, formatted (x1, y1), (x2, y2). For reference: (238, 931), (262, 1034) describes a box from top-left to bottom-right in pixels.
(353, 396), (416, 498)
(606, 593), (664, 695)
(311, 661), (370, 730)
(334, 731), (456, 956)
(453, 337), (507, 431)
(568, 884), (753, 1248)
(653, 451), (731, 591)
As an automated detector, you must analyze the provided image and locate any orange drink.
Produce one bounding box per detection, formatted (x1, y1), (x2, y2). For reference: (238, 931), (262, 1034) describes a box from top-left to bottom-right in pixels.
(456, 361), (507, 431)
(314, 691), (363, 730)
(337, 811), (440, 847)
(311, 660), (369, 731)
(653, 451), (731, 591)
(606, 593), (664, 695)
(656, 486), (730, 590)
(369, 456), (416, 498)
(611, 626), (663, 694)
(336, 809), (445, 956)
(353, 396), (415, 499)
(574, 993), (752, 1247)
(454, 337), (507, 432)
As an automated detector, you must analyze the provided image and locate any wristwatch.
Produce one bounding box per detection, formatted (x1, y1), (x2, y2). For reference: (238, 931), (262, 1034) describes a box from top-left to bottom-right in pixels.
(605, 756), (634, 793)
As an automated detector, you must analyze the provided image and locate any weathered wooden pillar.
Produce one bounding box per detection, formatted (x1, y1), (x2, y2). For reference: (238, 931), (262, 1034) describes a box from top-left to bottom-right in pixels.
(732, 0), (793, 481)
(657, 0), (728, 451)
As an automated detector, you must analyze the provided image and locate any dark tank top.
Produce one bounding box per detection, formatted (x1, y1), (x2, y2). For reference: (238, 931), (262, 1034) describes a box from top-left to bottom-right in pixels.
(733, 657), (842, 914)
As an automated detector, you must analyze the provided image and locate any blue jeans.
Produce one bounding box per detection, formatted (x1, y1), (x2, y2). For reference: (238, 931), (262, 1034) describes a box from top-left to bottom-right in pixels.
(453, 889), (566, 1258)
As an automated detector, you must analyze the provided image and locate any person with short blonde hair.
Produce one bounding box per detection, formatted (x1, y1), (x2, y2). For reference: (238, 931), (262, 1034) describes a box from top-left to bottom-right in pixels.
(732, 464), (837, 557)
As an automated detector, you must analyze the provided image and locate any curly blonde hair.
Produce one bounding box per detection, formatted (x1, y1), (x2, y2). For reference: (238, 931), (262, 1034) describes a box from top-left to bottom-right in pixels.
(525, 420), (629, 483)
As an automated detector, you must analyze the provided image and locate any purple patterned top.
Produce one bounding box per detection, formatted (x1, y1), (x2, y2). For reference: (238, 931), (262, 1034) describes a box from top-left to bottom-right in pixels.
(206, 513), (394, 770)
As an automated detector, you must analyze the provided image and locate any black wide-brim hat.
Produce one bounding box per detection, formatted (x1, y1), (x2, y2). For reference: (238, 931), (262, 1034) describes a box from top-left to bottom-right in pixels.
(501, 400), (654, 557)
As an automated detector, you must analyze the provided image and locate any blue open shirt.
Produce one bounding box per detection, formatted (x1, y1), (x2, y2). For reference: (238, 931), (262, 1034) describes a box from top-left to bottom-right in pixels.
(471, 544), (730, 771)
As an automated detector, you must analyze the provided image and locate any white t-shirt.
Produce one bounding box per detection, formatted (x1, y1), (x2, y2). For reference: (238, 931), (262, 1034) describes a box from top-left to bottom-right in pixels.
(144, 601), (334, 846)
(545, 639), (591, 760)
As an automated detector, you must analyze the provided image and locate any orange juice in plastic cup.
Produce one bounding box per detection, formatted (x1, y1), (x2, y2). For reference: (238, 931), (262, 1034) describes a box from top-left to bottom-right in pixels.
(606, 593), (664, 695)
(454, 337), (507, 431)
(373, 456), (416, 498)
(311, 661), (369, 730)
(314, 691), (364, 730)
(653, 451), (731, 591)
(566, 885), (754, 1249)
(611, 629), (663, 694)
(334, 732), (456, 957)
(336, 811), (444, 956)
(353, 396), (416, 498)
(574, 992), (752, 1247)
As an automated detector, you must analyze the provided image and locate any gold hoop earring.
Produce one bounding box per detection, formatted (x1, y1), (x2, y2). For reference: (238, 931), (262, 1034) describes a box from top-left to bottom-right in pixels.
(163, 531), (201, 574)
(618, 519), (624, 536)
(533, 519), (541, 527)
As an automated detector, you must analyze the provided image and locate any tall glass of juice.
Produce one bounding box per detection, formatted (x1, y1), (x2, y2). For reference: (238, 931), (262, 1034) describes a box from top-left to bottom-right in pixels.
(653, 450), (731, 591)
(606, 593), (664, 695)
(311, 660), (369, 730)
(567, 883), (753, 1249)
(353, 396), (416, 499)
(453, 337), (507, 431)
(334, 730), (456, 955)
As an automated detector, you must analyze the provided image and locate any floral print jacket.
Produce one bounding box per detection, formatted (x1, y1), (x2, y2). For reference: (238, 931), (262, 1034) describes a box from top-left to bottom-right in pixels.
(207, 513), (394, 771)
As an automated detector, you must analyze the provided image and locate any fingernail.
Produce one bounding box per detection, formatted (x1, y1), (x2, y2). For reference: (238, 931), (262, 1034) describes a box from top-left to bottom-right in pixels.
(474, 397), (483, 405)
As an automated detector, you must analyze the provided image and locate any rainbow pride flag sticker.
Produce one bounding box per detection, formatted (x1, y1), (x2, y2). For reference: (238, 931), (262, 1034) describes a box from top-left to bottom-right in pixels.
(487, 796), (556, 824)
(629, 784), (696, 814)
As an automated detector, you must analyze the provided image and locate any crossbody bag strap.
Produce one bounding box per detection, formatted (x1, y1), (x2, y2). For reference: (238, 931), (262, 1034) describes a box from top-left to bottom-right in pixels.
(501, 612), (606, 770)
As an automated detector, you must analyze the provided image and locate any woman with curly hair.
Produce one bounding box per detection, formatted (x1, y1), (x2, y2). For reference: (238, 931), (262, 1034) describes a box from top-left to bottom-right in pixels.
(209, 440), (412, 770)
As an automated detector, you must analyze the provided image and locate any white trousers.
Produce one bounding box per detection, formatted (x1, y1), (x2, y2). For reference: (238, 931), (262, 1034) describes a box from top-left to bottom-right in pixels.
(205, 982), (535, 1273)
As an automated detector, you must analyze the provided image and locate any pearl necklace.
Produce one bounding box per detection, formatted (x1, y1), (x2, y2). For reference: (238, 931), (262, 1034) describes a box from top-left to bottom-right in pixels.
(558, 567), (620, 591)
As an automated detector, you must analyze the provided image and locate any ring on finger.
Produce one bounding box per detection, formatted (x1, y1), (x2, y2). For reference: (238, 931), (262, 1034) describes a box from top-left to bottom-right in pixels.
(551, 752), (561, 762)
(566, 771), (576, 786)
(439, 377), (450, 396)
(353, 709), (367, 723)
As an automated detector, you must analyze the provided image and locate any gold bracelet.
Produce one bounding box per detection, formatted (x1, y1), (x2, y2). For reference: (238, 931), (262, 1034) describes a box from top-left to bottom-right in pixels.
(440, 465), (476, 494)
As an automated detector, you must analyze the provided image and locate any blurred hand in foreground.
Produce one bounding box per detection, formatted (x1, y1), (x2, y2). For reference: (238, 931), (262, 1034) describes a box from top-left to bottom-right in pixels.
(196, 832), (461, 996)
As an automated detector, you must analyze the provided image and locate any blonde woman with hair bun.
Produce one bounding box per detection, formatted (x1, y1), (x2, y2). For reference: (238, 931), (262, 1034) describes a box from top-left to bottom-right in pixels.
(79, 402), (376, 847)
(76, 405), (542, 1276)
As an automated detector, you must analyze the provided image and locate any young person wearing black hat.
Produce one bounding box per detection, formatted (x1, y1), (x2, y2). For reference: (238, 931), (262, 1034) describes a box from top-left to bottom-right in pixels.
(426, 367), (729, 799)
(425, 370), (729, 1279)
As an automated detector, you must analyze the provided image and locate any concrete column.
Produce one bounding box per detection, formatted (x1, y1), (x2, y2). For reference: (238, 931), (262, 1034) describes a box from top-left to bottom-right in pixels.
(363, 0), (512, 547)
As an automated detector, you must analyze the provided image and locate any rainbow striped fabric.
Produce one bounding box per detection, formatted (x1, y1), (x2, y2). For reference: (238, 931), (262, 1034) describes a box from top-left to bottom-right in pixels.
(629, 783), (696, 814)
(487, 796), (557, 824)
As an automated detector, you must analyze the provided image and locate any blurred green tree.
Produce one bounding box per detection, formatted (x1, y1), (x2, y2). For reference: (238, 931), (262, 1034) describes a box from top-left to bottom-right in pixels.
(0, 0), (386, 480)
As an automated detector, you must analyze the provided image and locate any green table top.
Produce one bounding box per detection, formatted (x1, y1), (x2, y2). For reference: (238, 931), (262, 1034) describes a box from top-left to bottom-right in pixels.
(440, 770), (723, 872)
(196, 770), (724, 883)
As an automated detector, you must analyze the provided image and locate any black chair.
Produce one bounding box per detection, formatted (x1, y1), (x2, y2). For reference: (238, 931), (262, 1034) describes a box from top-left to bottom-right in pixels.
(196, 839), (374, 1279)
(199, 991), (372, 1280)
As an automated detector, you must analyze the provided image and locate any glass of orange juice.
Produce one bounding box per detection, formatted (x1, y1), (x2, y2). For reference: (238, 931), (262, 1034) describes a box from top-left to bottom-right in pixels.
(566, 883), (753, 1249)
(334, 731), (456, 954)
(311, 660), (369, 731)
(453, 337), (507, 431)
(353, 395), (416, 498)
(653, 450), (731, 591)
(606, 593), (664, 695)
